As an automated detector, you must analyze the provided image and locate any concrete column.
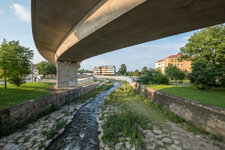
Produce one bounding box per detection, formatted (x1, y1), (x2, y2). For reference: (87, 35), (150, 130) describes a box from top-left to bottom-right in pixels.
(57, 61), (78, 88)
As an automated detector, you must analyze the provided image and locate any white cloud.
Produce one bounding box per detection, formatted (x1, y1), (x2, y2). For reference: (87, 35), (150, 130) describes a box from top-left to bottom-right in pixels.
(11, 3), (31, 22)
(0, 10), (4, 14)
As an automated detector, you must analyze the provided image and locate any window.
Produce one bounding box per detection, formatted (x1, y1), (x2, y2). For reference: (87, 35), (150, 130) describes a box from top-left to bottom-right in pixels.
(175, 59), (177, 62)
(177, 64), (179, 67)
(171, 59), (173, 62)
(181, 64), (183, 67)
(174, 64), (176, 66)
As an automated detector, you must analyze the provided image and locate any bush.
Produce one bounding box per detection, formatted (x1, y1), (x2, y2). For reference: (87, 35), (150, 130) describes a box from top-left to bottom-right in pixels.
(189, 60), (216, 89)
(165, 64), (186, 81)
(138, 68), (168, 84)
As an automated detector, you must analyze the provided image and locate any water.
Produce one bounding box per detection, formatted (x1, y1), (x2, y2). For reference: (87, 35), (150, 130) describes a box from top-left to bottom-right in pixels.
(46, 82), (120, 150)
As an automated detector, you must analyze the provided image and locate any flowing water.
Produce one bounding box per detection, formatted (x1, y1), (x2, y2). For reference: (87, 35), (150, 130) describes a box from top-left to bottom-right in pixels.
(46, 82), (120, 150)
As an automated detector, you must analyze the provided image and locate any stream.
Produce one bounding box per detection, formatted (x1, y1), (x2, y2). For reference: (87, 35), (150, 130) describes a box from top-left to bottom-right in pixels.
(46, 82), (120, 150)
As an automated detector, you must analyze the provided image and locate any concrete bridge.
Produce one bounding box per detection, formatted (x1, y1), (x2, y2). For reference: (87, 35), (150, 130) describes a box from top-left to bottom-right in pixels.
(31, 0), (225, 88)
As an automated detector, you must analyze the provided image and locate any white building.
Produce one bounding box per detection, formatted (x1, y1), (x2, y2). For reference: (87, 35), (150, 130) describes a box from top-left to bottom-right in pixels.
(93, 65), (116, 75)
(155, 60), (165, 73)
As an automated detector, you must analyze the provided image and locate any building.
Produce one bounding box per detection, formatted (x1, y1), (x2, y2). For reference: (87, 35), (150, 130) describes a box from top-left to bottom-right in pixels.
(93, 65), (116, 75)
(155, 60), (165, 73)
(155, 54), (192, 73)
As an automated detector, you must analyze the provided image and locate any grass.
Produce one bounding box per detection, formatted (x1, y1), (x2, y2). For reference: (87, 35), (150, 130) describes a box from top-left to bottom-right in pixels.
(145, 84), (225, 109)
(102, 82), (222, 148)
(0, 81), (114, 138)
(0, 82), (55, 109)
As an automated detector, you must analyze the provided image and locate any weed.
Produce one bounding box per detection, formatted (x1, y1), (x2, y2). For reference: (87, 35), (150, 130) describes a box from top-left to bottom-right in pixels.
(32, 139), (37, 146)
(23, 135), (31, 143)
(56, 120), (66, 130)
(38, 140), (45, 150)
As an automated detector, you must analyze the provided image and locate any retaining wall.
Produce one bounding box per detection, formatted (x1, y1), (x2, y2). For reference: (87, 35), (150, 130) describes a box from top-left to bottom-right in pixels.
(0, 82), (100, 127)
(131, 82), (225, 140)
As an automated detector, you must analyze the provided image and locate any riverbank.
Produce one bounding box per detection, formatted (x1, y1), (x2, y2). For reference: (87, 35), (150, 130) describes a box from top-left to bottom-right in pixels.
(0, 82), (55, 109)
(144, 84), (225, 109)
(98, 82), (225, 150)
(0, 82), (113, 150)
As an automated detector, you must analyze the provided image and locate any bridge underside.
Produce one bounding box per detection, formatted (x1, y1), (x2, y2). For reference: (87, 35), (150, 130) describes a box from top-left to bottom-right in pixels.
(32, 0), (225, 88)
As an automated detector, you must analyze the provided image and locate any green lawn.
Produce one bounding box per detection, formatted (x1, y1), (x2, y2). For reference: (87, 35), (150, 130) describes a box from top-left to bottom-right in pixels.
(145, 84), (225, 109)
(0, 82), (55, 109)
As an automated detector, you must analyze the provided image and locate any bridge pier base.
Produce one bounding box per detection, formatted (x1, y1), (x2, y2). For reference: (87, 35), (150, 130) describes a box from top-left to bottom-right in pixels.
(57, 61), (78, 88)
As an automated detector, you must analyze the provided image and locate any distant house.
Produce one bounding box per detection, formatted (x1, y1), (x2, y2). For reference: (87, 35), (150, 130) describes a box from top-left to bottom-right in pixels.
(93, 65), (116, 76)
(155, 54), (192, 73)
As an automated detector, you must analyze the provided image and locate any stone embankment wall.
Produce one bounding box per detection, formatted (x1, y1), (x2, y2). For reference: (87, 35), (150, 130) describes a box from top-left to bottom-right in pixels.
(96, 76), (225, 139)
(0, 82), (100, 127)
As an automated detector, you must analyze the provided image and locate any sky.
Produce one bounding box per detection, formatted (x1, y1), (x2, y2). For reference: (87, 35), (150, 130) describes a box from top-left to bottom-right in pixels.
(0, 0), (199, 71)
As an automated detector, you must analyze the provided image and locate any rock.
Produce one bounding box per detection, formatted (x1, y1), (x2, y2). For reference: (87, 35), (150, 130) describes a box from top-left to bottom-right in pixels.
(174, 140), (180, 145)
(58, 128), (64, 134)
(115, 143), (122, 149)
(156, 141), (164, 147)
(125, 141), (131, 149)
(153, 129), (162, 134)
(155, 134), (163, 139)
(171, 144), (182, 150)
(4, 143), (18, 150)
(143, 130), (154, 138)
(162, 138), (173, 144)
(146, 143), (156, 150)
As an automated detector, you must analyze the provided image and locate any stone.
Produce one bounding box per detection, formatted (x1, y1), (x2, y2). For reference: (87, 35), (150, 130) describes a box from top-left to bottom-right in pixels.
(125, 141), (131, 149)
(153, 129), (162, 134)
(156, 141), (164, 147)
(146, 143), (156, 150)
(174, 140), (180, 145)
(162, 138), (173, 144)
(171, 144), (182, 150)
(115, 143), (122, 149)
(155, 134), (163, 139)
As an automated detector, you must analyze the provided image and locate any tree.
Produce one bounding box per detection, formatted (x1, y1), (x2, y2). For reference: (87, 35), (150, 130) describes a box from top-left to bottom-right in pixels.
(0, 39), (33, 87)
(36, 61), (56, 77)
(138, 68), (168, 84)
(141, 67), (148, 74)
(165, 64), (185, 81)
(133, 69), (140, 77)
(118, 64), (127, 75)
(181, 24), (225, 86)
(189, 60), (216, 89)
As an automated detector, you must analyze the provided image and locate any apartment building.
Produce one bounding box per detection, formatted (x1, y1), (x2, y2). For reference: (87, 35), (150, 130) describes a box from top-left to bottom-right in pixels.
(155, 60), (165, 73)
(93, 65), (116, 75)
(155, 54), (192, 73)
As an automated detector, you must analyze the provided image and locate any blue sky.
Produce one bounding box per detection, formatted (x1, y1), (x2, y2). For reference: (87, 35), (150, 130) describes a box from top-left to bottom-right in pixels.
(0, 0), (198, 71)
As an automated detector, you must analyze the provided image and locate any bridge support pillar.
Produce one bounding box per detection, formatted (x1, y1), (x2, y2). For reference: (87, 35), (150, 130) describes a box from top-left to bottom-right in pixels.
(57, 61), (78, 88)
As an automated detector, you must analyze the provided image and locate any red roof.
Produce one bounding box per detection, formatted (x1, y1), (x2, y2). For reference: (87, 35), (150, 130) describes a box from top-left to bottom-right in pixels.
(168, 54), (182, 58)
(156, 60), (164, 63)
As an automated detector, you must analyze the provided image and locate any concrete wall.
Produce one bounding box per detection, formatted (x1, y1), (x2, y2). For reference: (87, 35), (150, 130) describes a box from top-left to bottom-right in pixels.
(0, 82), (100, 127)
(97, 76), (225, 139)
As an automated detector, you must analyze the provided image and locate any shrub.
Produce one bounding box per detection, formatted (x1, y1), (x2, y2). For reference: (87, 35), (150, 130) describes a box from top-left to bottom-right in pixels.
(138, 68), (168, 84)
(189, 60), (216, 89)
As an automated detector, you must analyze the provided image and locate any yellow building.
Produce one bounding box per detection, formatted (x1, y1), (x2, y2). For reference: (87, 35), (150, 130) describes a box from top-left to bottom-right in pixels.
(156, 54), (192, 73)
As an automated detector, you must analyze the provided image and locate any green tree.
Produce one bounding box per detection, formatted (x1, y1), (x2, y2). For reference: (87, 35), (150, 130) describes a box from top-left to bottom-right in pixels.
(138, 68), (168, 84)
(36, 61), (56, 77)
(165, 64), (185, 82)
(133, 69), (140, 77)
(181, 24), (225, 86)
(141, 67), (148, 74)
(189, 60), (216, 89)
(0, 39), (33, 87)
(118, 64), (127, 75)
